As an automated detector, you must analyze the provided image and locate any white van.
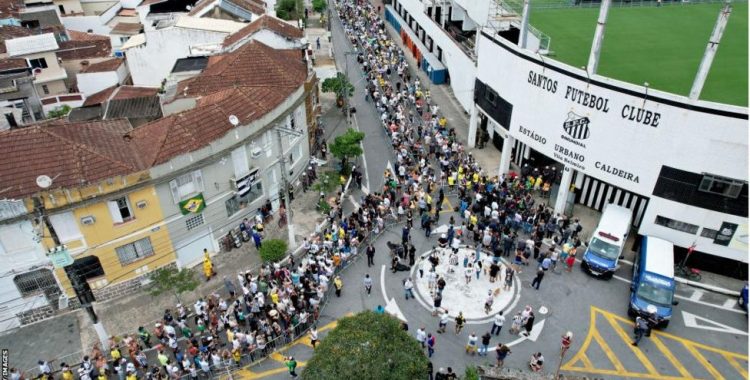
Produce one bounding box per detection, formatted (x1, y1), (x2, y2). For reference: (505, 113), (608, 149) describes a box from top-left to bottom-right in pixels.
(581, 204), (633, 278)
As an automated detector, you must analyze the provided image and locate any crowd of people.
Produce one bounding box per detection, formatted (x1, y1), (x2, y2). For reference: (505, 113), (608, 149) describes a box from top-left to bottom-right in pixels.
(20, 1), (597, 379)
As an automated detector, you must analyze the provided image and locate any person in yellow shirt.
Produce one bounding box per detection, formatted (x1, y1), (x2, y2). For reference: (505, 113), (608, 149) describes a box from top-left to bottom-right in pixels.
(439, 117), (447, 128)
(203, 249), (214, 282)
(61, 365), (74, 380)
(232, 347), (242, 366)
(110, 346), (121, 362)
(470, 214), (478, 227)
(534, 176), (543, 192)
(271, 290), (279, 304)
(473, 173), (479, 183)
(447, 175), (455, 189)
(126, 372), (137, 380)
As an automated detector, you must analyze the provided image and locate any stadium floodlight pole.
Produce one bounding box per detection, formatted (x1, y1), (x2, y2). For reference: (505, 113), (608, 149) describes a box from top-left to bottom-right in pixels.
(689, 2), (732, 100)
(519, 0), (531, 49)
(586, 0), (611, 75)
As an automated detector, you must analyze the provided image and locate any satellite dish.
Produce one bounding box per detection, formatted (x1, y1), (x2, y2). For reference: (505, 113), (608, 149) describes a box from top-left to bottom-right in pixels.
(186, 5), (192, 10)
(36, 175), (52, 189)
(228, 115), (239, 127)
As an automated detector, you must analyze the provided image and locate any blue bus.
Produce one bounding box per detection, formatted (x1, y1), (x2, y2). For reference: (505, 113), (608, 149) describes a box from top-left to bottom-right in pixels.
(629, 236), (679, 328)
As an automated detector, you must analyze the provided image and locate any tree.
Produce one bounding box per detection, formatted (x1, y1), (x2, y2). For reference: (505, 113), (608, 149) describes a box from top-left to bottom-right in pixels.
(147, 266), (200, 303)
(321, 73), (354, 106)
(276, 0), (303, 20)
(302, 311), (428, 379)
(328, 128), (364, 174)
(259, 239), (288, 263)
(464, 365), (480, 380)
(47, 105), (71, 119)
(312, 0), (326, 13)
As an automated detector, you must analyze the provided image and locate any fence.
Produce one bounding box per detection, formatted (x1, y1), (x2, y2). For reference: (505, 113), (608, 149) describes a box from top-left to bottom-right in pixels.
(500, 0), (742, 12)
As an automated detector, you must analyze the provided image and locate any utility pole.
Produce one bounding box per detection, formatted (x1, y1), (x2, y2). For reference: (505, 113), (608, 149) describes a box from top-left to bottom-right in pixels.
(275, 125), (303, 249)
(34, 195), (110, 350)
(586, 0), (611, 75)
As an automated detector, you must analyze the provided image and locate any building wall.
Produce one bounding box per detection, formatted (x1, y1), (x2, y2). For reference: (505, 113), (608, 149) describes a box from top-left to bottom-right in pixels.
(55, 0), (85, 15)
(35, 79), (67, 97)
(475, 32), (748, 261)
(394, 0), (475, 112)
(124, 27), (229, 86)
(77, 71), (119, 96)
(52, 184), (176, 296)
(152, 88), (310, 268)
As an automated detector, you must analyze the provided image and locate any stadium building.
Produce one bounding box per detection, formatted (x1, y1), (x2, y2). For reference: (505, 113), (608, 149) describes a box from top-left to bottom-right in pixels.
(387, 0), (748, 271)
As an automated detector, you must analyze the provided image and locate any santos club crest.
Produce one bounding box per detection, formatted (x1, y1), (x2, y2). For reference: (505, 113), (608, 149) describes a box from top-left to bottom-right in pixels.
(563, 112), (590, 140)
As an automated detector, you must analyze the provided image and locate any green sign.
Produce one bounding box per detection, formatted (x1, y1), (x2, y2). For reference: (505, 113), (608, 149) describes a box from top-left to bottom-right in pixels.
(179, 193), (206, 215)
(49, 247), (73, 269)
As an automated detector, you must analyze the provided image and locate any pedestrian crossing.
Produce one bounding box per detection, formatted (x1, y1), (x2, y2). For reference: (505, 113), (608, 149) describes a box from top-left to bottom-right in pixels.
(562, 306), (748, 379)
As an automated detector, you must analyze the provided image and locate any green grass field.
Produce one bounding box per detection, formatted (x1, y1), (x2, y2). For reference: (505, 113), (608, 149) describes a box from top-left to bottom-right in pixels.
(530, 3), (748, 106)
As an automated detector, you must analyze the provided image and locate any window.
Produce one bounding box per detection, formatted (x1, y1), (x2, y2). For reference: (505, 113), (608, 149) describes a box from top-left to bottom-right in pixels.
(20, 20), (39, 29)
(290, 143), (302, 166)
(49, 212), (82, 243)
(654, 216), (699, 235)
(115, 237), (154, 265)
(485, 88), (497, 105)
(185, 213), (205, 231)
(698, 174), (744, 199)
(14, 269), (58, 298)
(700, 228), (718, 239)
(169, 170), (204, 203)
(41, 84), (49, 95)
(225, 181), (263, 217)
(108, 197), (134, 224)
(28, 58), (48, 69)
(120, 37), (129, 44)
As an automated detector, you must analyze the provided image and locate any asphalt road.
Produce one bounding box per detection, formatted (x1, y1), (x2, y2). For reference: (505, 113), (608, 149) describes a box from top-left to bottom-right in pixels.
(238, 6), (748, 379)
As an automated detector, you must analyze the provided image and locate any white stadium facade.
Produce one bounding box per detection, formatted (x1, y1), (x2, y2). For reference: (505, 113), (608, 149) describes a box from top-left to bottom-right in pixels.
(387, 0), (748, 272)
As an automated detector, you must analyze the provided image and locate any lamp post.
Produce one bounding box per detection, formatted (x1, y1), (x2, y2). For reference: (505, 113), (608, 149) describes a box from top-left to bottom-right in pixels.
(274, 125), (304, 249)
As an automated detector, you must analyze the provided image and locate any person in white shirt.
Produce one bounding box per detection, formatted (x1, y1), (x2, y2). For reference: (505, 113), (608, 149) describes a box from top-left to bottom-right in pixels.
(415, 327), (427, 348)
(491, 311), (505, 335)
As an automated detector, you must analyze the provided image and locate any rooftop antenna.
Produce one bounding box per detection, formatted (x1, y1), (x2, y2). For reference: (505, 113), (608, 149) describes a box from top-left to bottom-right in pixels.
(229, 115), (240, 127)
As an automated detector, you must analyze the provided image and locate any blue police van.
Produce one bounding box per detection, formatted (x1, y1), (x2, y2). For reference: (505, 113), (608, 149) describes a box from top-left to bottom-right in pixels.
(582, 204), (633, 278)
(629, 236), (679, 328)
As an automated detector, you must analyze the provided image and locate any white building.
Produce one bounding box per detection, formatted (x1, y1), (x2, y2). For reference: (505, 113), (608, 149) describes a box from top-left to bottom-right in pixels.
(471, 31), (748, 265)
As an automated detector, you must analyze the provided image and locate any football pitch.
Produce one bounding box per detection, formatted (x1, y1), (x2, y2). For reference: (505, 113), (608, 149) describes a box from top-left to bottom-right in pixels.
(530, 2), (748, 106)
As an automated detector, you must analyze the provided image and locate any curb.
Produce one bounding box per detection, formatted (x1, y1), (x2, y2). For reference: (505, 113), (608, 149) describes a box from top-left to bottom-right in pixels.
(674, 276), (741, 297)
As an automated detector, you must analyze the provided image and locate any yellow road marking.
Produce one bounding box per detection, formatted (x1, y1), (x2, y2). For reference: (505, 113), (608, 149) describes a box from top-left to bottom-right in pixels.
(562, 306), (748, 380)
(602, 312), (660, 376)
(438, 197), (454, 214)
(591, 329), (626, 372)
(650, 335), (693, 378)
(269, 352), (286, 363)
(684, 342), (725, 380)
(579, 354), (594, 370)
(724, 355), (749, 379)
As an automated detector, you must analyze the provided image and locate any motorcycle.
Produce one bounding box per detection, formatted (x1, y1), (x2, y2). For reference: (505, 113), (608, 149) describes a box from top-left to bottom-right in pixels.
(229, 228), (243, 249)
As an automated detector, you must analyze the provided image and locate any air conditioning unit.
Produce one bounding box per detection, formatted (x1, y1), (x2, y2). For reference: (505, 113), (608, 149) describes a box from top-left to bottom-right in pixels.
(58, 294), (69, 309)
(80, 215), (95, 225)
(251, 146), (262, 158)
(136, 200), (147, 209)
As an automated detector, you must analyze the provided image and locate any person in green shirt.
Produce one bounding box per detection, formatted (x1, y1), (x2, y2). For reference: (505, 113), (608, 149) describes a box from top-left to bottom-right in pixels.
(285, 356), (298, 378)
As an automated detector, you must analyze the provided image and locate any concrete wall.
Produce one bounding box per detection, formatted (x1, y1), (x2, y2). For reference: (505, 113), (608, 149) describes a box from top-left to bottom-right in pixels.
(124, 27), (229, 86)
(56, 0), (85, 14)
(77, 71), (119, 96)
(61, 14), (112, 35)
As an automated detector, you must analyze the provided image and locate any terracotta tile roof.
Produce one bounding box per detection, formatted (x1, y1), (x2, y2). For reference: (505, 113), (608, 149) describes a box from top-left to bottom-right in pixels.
(0, 0), (23, 19)
(57, 31), (112, 60)
(112, 86), (159, 100)
(228, 0), (265, 15)
(134, 40), (306, 166)
(81, 58), (123, 73)
(0, 57), (28, 71)
(0, 119), (145, 199)
(118, 8), (138, 17)
(0, 25), (33, 54)
(177, 40), (306, 97)
(83, 85), (117, 107)
(111, 22), (143, 35)
(67, 29), (110, 42)
(223, 14), (302, 48)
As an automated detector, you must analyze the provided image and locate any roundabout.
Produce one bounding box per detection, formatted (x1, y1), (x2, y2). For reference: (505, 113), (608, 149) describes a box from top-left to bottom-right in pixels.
(411, 246), (522, 323)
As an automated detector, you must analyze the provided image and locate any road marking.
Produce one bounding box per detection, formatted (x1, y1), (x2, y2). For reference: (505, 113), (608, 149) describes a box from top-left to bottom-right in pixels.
(349, 195), (360, 209)
(690, 289), (704, 301)
(439, 197), (454, 214)
(561, 306), (748, 379)
(681, 310), (748, 336)
(650, 335), (693, 378)
(380, 264), (389, 304)
(611, 273), (745, 314)
(487, 319), (546, 349)
(384, 297), (407, 322)
(350, 115), (371, 190)
(723, 298), (737, 308)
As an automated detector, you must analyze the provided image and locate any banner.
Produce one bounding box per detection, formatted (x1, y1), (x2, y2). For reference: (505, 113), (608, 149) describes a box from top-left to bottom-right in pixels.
(179, 193), (206, 215)
(713, 222), (738, 246)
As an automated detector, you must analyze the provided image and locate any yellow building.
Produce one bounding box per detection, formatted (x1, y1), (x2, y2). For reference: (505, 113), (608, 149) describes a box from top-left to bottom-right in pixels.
(1, 119), (176, 303)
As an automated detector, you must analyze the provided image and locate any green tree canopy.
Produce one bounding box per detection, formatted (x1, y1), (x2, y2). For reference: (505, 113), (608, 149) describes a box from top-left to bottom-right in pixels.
(312, 0), (326, 13)
(302, 311), (429, 379)
(259, 239), (288, 262)
(47, 105), (71, 119)
(328, 128), (364, 173)
(276, 0), (303, 20)
(321, 73), (354, 98)
(147, 266), (199, 303)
